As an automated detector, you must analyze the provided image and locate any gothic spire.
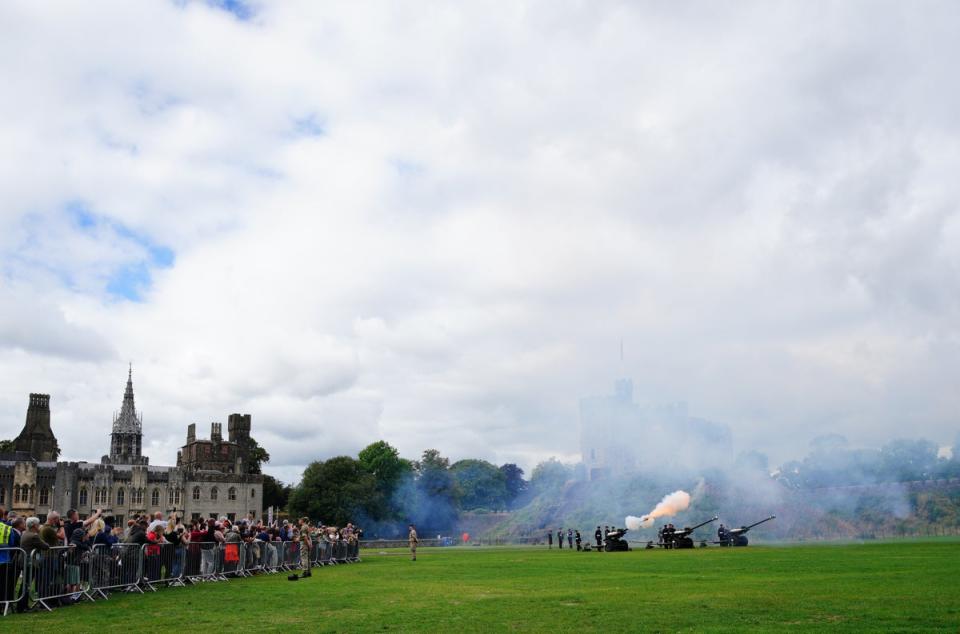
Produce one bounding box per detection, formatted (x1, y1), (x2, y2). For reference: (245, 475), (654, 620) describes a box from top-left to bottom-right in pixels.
(113, 364), (142, 434)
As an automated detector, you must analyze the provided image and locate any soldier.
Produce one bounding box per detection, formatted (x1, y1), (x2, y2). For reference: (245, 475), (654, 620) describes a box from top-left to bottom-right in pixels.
(567, 528), (573, 549)
(408, 524), (419, 561)
(594, 526), (602, 549)
(298, 517), (312, 577)
(557, 528), (563, 549)
(717, 523), (728, 545)
(547, 530), (553, 549)
(574, 530), (582, 551)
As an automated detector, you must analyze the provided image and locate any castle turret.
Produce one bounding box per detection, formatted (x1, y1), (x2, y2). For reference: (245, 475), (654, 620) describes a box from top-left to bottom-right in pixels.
(109, 365), (147, 465)
(14, 393), (59, 461)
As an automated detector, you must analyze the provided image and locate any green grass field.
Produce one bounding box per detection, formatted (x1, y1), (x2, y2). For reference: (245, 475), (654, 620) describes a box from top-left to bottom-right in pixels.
(12, 540), (960, 632)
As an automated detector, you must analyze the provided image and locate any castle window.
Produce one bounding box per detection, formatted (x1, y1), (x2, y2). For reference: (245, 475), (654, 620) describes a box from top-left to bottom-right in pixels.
(28, 486), (35, 504)
(168, 489), (174, 505)
(250, 488), (256, 499)
(0, 487), (4, 504)
(151, 488), (160, 507)
(132, 488), (143, 506)
(193, 486), (201, 501)
(13, 486), (20, 503)
(79, 487), (88, 506)
(211, 487), (218, 501)
(228, 487), (236, 501)
(39, 487), (49, 506)
(175, 489), (181, 505)
(117, 488), (125, 505)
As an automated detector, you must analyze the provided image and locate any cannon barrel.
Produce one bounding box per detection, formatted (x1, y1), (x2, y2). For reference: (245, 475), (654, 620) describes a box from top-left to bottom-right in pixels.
(675, 516), (719, 536)
(728, 515), (776, 535)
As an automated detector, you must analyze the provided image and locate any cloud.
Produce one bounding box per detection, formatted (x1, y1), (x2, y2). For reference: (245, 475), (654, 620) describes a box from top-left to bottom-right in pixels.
(1, 1), (959, 477)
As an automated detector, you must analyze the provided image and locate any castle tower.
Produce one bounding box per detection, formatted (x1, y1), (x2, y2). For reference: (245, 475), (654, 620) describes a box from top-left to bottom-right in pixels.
(110, 365), (145, 465)
(13, 393), (59, 461)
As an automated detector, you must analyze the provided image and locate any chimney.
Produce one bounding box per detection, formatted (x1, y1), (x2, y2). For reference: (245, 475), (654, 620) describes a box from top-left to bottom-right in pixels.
(211, 422), (222, 442)
(186, 423), (196, 444)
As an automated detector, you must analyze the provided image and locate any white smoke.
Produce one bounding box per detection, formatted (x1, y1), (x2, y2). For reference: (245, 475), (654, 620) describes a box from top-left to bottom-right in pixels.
(625, 490), (691, 530)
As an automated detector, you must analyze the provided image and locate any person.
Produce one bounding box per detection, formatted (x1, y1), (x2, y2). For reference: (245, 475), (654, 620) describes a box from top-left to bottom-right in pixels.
(19, 518), (47, 612)
(717, 524), (728, 545)
(547, 530), (553, 549)
(298, 517), (312, 577)
(575, 530), (582, 551)
(408, 524), (419, 561)
(594, 526), (602, 549)
(0, 516), (17, 607)
(40, 511), (63, 547)
(567, 529), (573, 549)
(557, 529), (563, 549)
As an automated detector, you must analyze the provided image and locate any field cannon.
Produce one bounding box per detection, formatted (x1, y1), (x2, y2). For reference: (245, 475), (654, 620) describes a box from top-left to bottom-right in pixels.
(604, 528), (630, 552)
(660, 516), (718, 549)
(717, 515), (776, 547)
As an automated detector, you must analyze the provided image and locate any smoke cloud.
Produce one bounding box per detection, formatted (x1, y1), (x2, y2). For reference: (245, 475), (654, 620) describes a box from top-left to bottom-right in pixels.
(626, 490), (691, 530)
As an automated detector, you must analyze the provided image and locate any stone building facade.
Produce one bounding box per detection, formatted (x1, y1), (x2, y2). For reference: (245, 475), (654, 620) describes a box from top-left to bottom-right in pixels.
(1, 369), (263, 523)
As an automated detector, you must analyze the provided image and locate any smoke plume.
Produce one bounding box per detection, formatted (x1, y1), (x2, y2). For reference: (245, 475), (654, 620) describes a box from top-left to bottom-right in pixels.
(626, 490), (691, 530)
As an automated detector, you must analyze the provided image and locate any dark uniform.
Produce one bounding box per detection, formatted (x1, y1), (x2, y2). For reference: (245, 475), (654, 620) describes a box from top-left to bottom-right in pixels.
(594, 527), (602, 548)
(567, 529), (573, 549)
(575, 530), (582, 551)
(547, 531), (553, 549)
(557, 529), (563, 549)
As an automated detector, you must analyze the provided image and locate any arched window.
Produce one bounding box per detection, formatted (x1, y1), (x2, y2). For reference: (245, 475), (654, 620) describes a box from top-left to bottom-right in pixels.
(168, 489), (174, 504)
(135, 488), (143, 505)
(228, 487), (236, 501)
(117, 488), (125, 505)
(175, 489), (181, 505)
(193, 486), (201, 501)
(211, 487), (218, 501)
(39, 487), (50, 506)
(79, 487), (88, 506)
(250, 488), (256, 499)
(151, 488), (160, 507)
(13, 485), (20, 503)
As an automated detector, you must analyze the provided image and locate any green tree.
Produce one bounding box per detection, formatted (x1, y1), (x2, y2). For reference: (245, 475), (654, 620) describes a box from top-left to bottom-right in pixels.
(287, 456), (380, 526)
(450, 459), (507, 510)
(530, 458), (572, 493)
(499, 463), (527, 507)
(410, 449), (459, 531)
(262, 474), (291, 511)
(240, 436), (270, 474)
(0, 439), (15, 454)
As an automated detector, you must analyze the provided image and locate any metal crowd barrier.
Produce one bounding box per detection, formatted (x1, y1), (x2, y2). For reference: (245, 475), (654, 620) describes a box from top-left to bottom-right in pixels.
(89, 543), (143, 599)
(4, 538), (363, 616)
(218, 542), (245, 579)
(281, 541), (300, 570)
(0, 547), (26, 615)
(141, 543), (186, 591)
(28, 546), (93, 611)
(261, 541), (282, 573)
(187, 542), (221, 583)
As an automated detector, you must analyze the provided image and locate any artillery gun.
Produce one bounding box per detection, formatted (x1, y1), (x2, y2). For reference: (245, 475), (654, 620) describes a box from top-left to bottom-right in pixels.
(717, 515), (776, 546)
(660, 516), (718, 549)
(604, 527), (630, 552)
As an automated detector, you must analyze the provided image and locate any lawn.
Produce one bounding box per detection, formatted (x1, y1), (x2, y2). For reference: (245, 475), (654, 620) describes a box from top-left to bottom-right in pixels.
(11, 540), (960, 632)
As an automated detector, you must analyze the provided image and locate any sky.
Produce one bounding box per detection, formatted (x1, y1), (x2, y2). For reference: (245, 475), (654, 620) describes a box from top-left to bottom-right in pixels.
(1, 1), (959, 485)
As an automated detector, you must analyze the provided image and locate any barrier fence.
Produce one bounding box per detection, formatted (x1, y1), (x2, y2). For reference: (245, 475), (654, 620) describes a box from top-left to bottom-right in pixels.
(0, 540), (361, 615)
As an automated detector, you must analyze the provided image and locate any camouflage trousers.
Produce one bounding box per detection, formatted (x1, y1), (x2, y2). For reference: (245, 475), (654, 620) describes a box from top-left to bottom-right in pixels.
(300, 543), (312, 571)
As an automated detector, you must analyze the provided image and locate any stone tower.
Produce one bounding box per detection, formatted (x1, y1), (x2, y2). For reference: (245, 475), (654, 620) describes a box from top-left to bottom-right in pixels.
(110, 365), (147, 465)
(13, 393), (60, 461)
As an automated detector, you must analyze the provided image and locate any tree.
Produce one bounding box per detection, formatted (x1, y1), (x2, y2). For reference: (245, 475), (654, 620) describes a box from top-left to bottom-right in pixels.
(499, 463), (527, 508)
(287, 456), (380, 526)
(409, 449), (459, 532)
(0, 440), (15, 454)
(530, 458), (572, 493)
(878, 439), (939, 481)
(450, 459), (507, 511)
(262, 474), (291, 511)
(359, 441), (413, 496)
(240, 436), (270, 475)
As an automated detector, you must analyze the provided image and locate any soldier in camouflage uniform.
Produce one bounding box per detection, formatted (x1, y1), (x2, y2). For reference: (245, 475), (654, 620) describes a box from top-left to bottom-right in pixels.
(298, 517), (312, 577)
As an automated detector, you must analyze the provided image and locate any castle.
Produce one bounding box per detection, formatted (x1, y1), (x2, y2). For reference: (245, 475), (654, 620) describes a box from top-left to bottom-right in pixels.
(0, 368), (263, 523)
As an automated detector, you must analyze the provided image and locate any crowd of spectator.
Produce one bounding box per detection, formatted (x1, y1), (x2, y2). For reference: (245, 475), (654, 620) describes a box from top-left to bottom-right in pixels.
(0, 505), (362, 614)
